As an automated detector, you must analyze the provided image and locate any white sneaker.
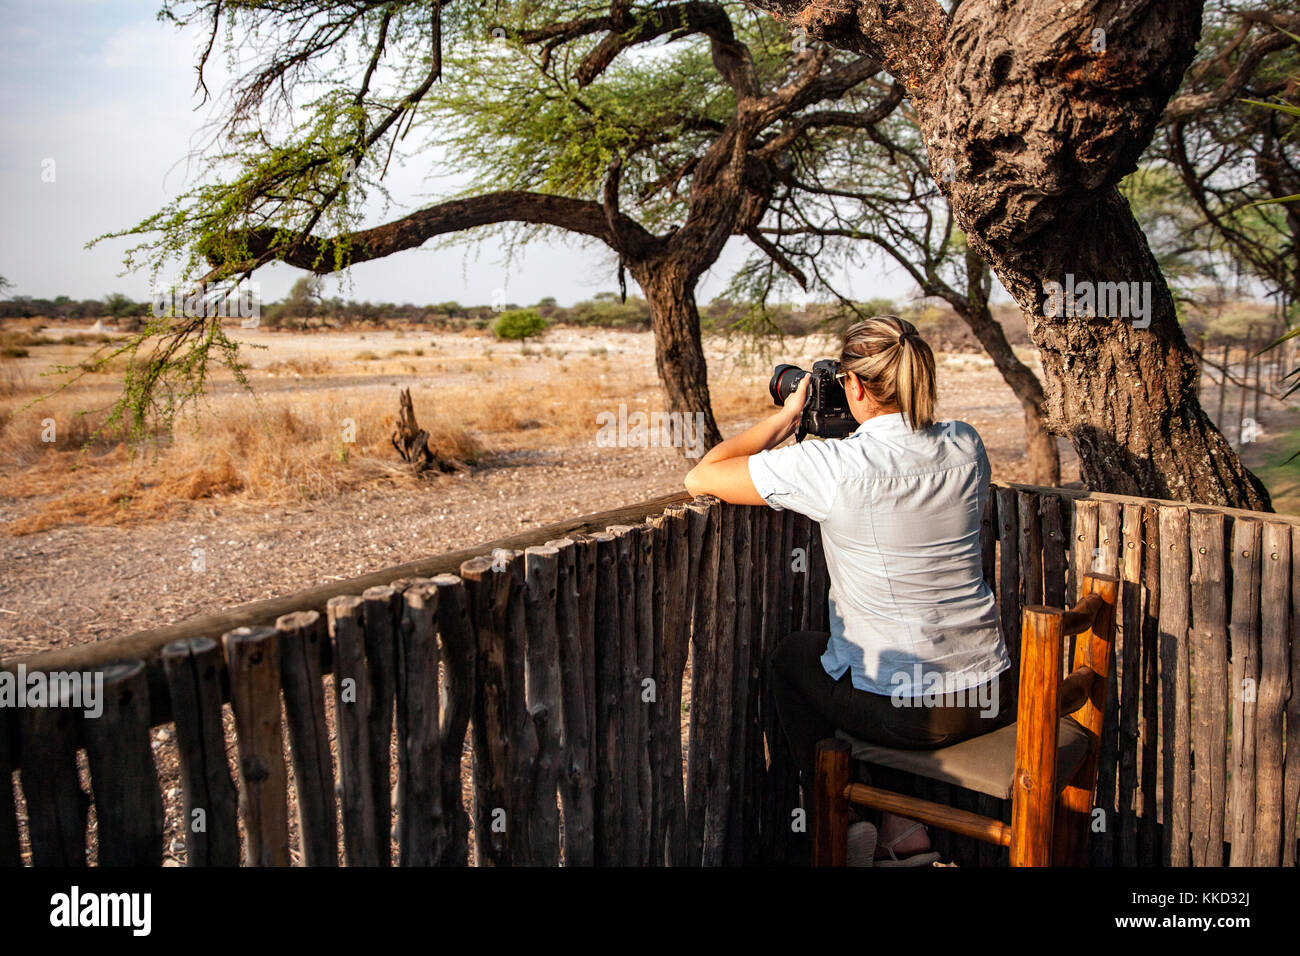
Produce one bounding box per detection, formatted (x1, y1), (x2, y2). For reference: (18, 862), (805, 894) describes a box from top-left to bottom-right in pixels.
(846, 821), (878, 867)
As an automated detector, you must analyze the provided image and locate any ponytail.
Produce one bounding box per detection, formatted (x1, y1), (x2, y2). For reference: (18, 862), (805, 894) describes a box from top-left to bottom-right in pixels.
(838, 316), (937, 430)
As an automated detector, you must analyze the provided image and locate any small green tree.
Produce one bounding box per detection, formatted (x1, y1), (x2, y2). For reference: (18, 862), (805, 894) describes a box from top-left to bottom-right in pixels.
(492, 308), (550, 342)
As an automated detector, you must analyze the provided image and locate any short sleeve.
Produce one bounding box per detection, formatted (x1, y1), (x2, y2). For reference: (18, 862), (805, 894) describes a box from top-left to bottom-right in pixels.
(747, 438), (843, 523)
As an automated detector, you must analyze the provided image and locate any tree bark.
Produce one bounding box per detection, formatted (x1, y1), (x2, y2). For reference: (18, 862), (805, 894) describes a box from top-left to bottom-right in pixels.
(747, 0), (1271, 509)
(630, 261), (725, 451)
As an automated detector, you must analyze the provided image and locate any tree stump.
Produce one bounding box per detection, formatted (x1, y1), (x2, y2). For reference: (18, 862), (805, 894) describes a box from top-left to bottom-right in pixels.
(391, 388), (469, 475)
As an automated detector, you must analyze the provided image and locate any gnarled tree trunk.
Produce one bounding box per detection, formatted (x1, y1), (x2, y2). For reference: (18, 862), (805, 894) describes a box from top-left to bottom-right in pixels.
(750, 0), (1271, 509)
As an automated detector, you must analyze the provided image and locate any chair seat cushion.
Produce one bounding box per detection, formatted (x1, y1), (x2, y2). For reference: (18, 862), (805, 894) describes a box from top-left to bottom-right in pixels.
(834, 717), (1094, 800)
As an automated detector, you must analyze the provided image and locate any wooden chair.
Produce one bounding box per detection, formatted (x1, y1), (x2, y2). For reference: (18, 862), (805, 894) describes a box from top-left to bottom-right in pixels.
(812, 572), (1119, 867)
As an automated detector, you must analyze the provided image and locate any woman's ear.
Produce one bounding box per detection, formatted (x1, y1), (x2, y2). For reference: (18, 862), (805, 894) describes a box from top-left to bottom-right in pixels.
(848, 370), (866, 400)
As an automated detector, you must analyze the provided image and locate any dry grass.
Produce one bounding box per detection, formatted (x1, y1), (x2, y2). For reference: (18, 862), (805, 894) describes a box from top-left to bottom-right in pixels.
(263, 356), (333, 377)
(0, 388), (484, 535)
(0, 329), (772, 535)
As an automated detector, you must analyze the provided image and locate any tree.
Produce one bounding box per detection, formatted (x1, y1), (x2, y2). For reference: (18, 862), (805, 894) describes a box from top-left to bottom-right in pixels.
(98, 0), (907, 456)
(1159, 3), (1299, 315)
(745, 0), (1270, 508)
(266, 275), (324, 329)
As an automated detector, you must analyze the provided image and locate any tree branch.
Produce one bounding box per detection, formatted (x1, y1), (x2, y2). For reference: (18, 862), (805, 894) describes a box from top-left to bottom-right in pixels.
(207, 191), (656, 274)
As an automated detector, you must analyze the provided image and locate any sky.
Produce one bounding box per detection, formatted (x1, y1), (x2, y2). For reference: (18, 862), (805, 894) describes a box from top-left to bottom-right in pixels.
(0, 0), (923, 308)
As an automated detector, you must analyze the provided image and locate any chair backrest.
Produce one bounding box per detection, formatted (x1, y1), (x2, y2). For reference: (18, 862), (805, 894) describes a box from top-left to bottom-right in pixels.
(1011, 572), (1119, 866)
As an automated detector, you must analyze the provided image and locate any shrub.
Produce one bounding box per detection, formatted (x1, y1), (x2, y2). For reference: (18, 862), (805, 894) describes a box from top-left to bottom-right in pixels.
(492, 308), (550, 341)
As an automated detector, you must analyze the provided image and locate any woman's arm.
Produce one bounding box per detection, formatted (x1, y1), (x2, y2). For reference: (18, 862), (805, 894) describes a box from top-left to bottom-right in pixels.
(683, 375), (810, 504)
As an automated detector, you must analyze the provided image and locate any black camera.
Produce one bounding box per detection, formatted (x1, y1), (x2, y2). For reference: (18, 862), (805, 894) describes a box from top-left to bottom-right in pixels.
(768, 360), (858, 440)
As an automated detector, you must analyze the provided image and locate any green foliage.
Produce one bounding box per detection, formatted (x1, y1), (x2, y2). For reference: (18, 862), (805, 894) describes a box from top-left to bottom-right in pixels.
(103, 292), (144, 319)
(492, 308), (550, 341)
(563, 297), (651, 329)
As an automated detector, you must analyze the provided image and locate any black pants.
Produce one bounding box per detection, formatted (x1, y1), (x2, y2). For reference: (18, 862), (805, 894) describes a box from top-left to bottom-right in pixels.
(770, 631), (1017, 790)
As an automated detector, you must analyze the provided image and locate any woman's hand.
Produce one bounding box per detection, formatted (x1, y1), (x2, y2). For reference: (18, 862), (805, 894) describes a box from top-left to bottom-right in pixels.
(776, 373), (811, 442)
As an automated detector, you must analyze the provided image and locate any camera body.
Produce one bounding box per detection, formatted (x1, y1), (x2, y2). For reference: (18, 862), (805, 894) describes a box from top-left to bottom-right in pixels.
(768, 360), (858, 440)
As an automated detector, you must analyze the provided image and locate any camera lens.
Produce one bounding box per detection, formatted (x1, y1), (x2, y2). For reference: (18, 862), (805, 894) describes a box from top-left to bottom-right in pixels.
(769, 364), (805, 405)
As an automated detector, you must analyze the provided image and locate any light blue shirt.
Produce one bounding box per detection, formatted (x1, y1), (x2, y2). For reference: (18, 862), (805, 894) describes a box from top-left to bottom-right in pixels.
(747, 413), (1011, 697)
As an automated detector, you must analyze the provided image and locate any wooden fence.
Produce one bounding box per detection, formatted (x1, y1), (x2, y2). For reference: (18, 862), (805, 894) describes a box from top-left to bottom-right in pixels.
(977, 482), (1300, 868)
(1, 483), (1297, 866)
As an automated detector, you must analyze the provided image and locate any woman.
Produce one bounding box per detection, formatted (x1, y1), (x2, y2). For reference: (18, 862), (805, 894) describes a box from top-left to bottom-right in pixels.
(684, 315), (1014, 865)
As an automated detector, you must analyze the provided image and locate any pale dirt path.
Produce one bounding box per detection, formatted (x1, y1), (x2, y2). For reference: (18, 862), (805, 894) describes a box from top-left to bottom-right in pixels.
(0, 441), (687, 658)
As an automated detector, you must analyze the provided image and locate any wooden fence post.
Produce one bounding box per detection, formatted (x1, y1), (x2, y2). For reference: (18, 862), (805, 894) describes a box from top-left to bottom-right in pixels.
(997, 486), (1022, 668)
(1157, 508), (1192, 867)
(589, 529), (621, 865)
(275, 610), (337, 867)
(1070, 500), (1099, 675)
(82, 661), (163, 866)
(606, 524), (641, 866)
(723, 505), (755, 865)
(361, 584), (402, 865)
(1090, 501), (1123, 867)
(1018, 491), (1043, 608)
(545, 536), (595, 866)
(460, 553), (514, 866)
(223, 625), (290, 867)
(1188, 510), (1228, 867)
(632, 524), (656, 865)
(981, 489), (997, 593)
(1228, 518), (1261, 866)
(161, 636), (239, 866)
(431, 573), (475, 866)
(1254, 522), (1289, 865)
(18, 677), (89, 866)
(524, 545), (564, 866)
(1285, 527), (1300, 867)
(685, 497), (722, 865)
(1139, 502), (1162, 866)
(1041, 495), (1066, 609)
(741, 505), (768, 864)
(327, 595), (379, 866)
(0, 710), (18, 867)
(702, 504), (738, 867)
(395, 580), (441, 866)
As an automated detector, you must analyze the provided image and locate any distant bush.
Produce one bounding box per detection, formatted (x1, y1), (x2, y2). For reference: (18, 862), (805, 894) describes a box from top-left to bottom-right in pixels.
(562, 297), (651, 330)
(493, 309), (550, 341)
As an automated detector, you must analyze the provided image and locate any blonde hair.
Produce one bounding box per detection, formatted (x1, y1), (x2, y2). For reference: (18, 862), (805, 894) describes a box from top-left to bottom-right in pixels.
(838, 315), (937, 431)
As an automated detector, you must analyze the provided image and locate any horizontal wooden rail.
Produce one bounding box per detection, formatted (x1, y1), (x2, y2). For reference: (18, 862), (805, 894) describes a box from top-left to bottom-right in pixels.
(1059, 592), (1105, 636)
(1, 491), (690, 732)
(999, 480), (1299, 525)
(1059, 666), (1101, 717)
(845, 782), (1012, 848)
